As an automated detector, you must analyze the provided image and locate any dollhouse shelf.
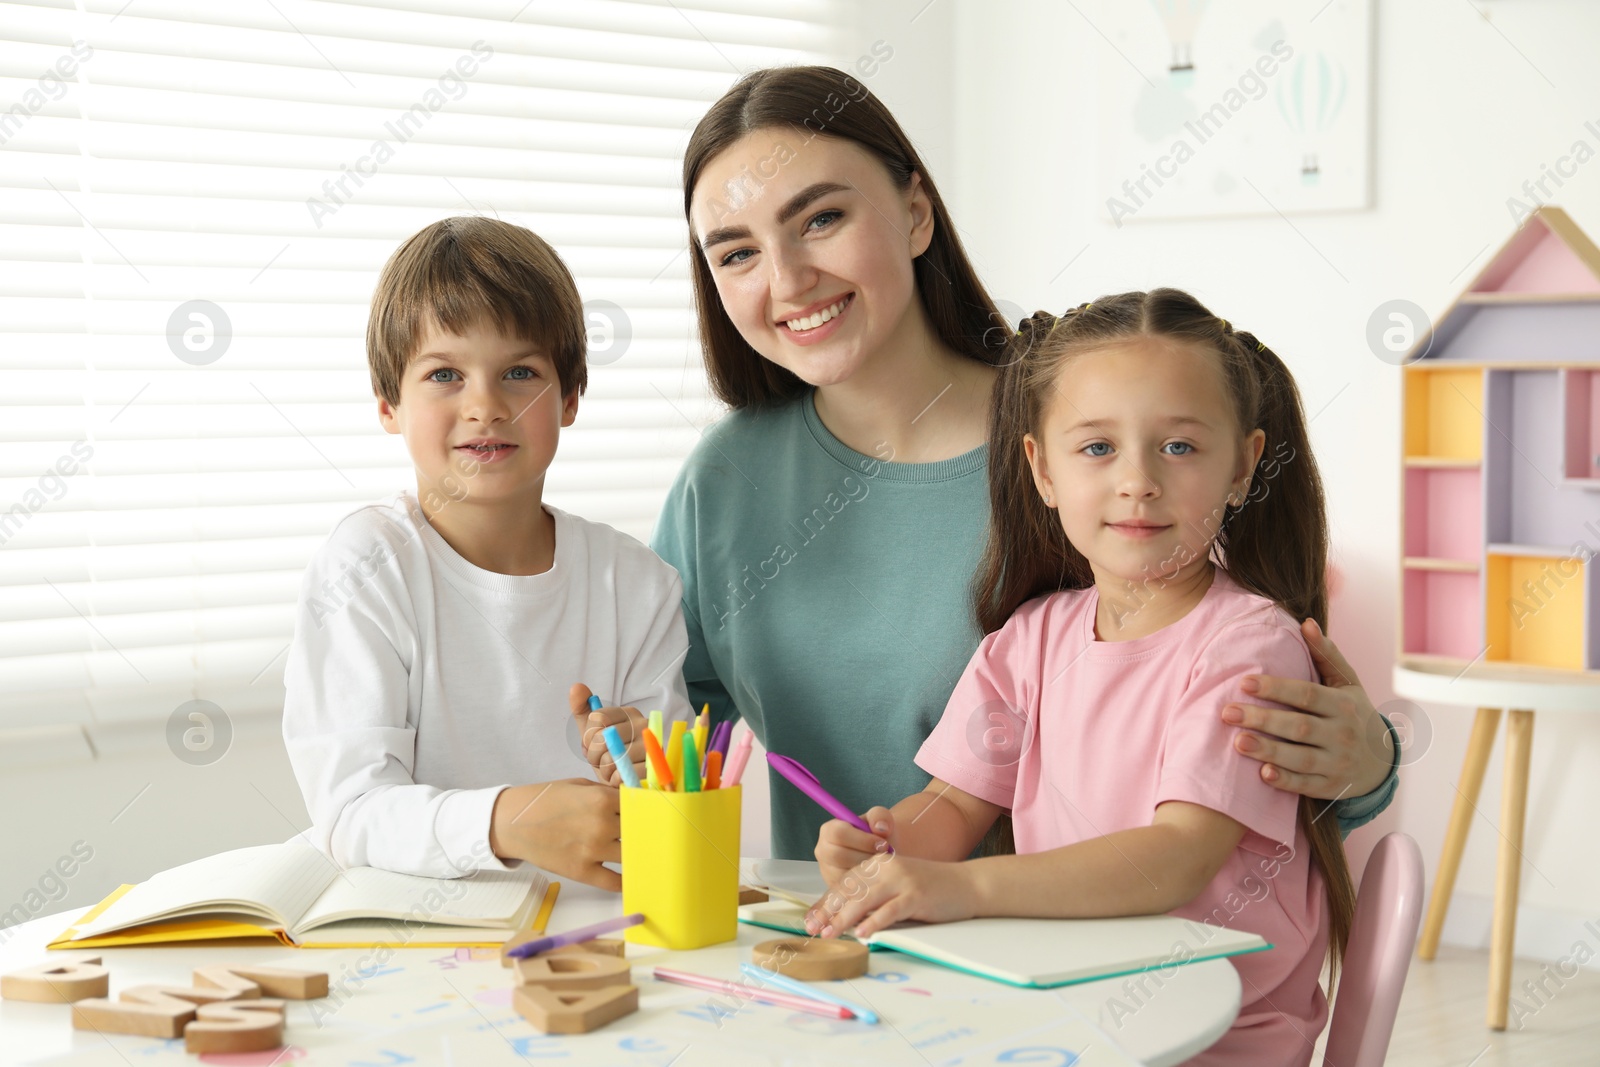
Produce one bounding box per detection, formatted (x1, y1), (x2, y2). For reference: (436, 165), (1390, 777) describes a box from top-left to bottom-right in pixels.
(1403, 208), (1600, 1036)
(1399, 207), (1600, 679)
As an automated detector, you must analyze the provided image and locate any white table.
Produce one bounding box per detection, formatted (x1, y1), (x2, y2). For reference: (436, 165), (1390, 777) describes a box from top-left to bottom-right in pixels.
(1398, 661), (1599, 1030)
(0, 858), (1239, 1066)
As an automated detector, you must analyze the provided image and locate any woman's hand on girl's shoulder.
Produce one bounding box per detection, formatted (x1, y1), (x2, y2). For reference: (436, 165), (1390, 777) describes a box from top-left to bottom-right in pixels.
(803, 854), (979, 940)
(1223, 618), (1394, 799)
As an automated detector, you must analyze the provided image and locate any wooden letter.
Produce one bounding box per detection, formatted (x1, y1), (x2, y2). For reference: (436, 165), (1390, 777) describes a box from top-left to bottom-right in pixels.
(513, 983), (638, 1034)
(2, 957), (109, 1003)
(185, 998), (286, 1054)
(193, 963), (329, 1000)
(512, 951), (632, 990)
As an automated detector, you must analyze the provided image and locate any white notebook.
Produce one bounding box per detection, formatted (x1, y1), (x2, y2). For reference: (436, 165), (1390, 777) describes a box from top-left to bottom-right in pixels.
(738, 900), (1270, 989)
(57, 837), (547, 948)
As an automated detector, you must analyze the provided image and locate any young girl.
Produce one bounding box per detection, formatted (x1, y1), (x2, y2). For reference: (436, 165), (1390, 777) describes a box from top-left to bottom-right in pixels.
(806, 289), (1354, 1067)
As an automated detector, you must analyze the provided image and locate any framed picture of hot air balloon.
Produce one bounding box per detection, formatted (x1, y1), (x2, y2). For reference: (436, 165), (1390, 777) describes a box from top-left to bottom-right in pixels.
(1096, 0), (1372, 221)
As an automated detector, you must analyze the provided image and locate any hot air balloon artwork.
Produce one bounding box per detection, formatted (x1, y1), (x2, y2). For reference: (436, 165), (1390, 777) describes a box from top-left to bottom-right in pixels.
(1149, 0), (1212, 83)
(1275, 48), (1350, 183)
(1097, 0), (1371, 217)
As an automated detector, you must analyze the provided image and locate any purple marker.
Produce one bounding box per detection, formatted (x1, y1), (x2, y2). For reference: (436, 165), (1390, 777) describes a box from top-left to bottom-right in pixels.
(766, 752), (893, 855)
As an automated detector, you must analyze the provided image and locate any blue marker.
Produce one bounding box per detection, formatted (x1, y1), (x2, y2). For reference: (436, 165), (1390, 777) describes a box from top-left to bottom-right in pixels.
(739, 962), (879, 1024)
(601, 724), (641, 789)
(588, 694), (603, 712)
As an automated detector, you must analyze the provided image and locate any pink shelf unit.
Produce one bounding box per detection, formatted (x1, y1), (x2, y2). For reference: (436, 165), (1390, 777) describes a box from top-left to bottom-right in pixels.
(1564, 369), (1600, 484)
(1404, 467), (1482, 562)
(1402, 570), (1484, 660)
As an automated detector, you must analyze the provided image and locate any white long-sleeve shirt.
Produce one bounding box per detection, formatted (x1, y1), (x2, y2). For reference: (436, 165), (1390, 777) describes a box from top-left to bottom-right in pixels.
(281, 491), (692, 878)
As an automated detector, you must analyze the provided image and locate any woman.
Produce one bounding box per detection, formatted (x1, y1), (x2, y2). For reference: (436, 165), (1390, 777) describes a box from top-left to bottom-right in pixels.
(650, 66), (1397, 860)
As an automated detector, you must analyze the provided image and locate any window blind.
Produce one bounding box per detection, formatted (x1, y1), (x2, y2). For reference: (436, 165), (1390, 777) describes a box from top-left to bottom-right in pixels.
(0, 0), (844, 744)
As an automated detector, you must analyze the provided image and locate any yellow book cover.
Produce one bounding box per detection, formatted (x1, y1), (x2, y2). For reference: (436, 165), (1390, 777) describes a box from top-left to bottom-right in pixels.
(50, 839), (556, 950)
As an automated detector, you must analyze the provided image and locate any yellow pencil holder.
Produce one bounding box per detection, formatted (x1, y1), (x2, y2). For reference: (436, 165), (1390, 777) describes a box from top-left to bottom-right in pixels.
(620, 785), (741, 950)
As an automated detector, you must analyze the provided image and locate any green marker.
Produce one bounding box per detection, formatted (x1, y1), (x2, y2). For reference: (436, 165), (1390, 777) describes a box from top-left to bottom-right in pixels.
(681, 730), (701, 792)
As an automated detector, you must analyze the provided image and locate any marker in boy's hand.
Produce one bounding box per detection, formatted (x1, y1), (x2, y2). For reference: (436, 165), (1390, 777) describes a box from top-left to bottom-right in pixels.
(569, 683), (648, 788)
(815, 805), (895, 884)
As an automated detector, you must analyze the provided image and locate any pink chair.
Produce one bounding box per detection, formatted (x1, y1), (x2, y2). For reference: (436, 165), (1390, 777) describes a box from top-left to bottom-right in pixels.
(1321, 832), (1426, 1067)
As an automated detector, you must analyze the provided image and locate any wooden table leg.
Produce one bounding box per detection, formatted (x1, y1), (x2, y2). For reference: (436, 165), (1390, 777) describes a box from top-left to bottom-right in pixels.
(1418, 706), (1503, 961)
(1488, 708), (1534, 1030)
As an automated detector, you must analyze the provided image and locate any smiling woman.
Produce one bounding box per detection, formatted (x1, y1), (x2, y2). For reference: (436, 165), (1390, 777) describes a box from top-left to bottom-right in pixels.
(650, 66), (1398, 863)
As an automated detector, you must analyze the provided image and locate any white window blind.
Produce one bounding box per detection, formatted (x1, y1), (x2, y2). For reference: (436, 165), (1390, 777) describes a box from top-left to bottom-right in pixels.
(0, 0), (844, 744)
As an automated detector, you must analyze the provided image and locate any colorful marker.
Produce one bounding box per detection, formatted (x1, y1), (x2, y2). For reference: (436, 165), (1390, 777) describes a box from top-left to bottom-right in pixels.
(602, 725), (640, 789)
(681, 731), (702, 792)
(643, 729), (674, 791)
(666, 720), (687, 785)
(506, 912), (645, 959)
(704, 749), (723, 790)
(723, 725), (755, 787)
(739, 962), (879, 1024)
(646, 710), (664, 789)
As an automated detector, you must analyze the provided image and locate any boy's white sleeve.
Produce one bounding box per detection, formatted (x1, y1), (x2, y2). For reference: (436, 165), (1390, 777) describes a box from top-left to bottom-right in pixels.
(619, 567), (694, 722)
(281, 532), (511, 879)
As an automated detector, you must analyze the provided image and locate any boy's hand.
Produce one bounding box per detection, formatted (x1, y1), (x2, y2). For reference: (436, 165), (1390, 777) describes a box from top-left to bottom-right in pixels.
(804, 854), (978, 939)
(489, 778), (622, 892)
(815, 805), (895, 884)
(568, 683), (648, 787)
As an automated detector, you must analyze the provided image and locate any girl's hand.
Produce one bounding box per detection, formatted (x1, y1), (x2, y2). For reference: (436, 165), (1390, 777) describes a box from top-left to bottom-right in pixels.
(814, 806), (895, 884)
(803, 855), (979, 940)
(568, 684), (649, 788)
(1223, 619), (1394, 799)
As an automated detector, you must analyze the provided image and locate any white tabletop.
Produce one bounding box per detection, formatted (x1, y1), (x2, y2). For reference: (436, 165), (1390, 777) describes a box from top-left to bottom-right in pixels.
(0, 858), (1239, 1067)
(1394, 661), (1599, 712)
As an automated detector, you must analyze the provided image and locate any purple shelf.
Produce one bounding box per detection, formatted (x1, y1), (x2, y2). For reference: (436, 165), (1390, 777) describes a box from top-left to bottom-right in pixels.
(1484, 370), (1600, 549)
(1425, 303), (1600, 363)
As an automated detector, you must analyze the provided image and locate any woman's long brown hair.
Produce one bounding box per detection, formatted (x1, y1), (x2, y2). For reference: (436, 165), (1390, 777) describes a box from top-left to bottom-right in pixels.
(973, 288), (1355, 977)
(681, 65), (1007, 409)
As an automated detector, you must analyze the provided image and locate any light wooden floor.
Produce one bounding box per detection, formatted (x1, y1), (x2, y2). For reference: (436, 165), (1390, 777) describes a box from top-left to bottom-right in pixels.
(1308, 945), (1600, 1066)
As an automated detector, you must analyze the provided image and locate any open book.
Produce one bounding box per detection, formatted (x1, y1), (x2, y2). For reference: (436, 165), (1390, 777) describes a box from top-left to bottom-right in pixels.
(50, 837), (553, 950)
(738, 900), (1269, 990)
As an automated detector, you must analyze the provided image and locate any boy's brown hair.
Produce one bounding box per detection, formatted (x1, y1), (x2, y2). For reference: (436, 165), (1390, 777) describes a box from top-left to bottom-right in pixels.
(367, 216), (588, 405)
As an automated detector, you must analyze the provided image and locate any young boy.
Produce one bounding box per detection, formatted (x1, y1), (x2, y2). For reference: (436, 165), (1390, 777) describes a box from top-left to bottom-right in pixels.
(282, 217), (688, 890)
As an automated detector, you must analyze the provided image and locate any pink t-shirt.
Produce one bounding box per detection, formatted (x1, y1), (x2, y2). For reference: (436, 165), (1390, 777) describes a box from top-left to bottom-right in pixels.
(916, 567), (1330, 1067)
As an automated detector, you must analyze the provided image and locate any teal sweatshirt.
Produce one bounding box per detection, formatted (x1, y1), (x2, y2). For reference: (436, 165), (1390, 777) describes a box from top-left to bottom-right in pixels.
(651, 391), (1397, 859)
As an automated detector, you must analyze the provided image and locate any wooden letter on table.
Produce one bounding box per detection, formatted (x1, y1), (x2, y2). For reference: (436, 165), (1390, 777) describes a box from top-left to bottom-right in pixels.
(513, 983), (639, 1034)
(193, 963), (330, 999)
(2, 957), (109, 1003)
(513, 952), (633, 990)
(185, 998), (287, 1054)
(73, 985), (236, 1039)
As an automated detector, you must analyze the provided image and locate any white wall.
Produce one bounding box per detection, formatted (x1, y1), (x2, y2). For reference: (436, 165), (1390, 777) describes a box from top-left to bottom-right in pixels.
(930, 0), (1600, 965)
(6, 1), (1598, 969)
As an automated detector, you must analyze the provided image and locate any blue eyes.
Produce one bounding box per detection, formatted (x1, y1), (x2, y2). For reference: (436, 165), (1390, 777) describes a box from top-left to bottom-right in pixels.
(716, 210), (844, 268)
(426, 366), (538, 384)
(1080, 441), (1195, 457)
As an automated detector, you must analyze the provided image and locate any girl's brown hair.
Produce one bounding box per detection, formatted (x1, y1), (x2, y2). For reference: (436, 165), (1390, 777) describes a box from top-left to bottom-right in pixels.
(974, 287), (1354, 976)
(681, 65), (1007, 408)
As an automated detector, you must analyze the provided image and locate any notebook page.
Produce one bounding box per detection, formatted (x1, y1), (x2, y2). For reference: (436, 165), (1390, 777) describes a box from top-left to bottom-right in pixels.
(71, 841), (338, 939)
(869, 915), (1267, 987)
(296, 864), (543, 933)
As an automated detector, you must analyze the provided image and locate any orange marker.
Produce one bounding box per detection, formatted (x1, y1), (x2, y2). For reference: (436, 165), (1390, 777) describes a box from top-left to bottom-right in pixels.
(704, 750), (723, 790)
(643, 729), (675, 791)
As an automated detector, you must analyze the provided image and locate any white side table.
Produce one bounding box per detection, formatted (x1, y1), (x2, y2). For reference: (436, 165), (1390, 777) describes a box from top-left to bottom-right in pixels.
(1396, 661), (1598, 1029)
